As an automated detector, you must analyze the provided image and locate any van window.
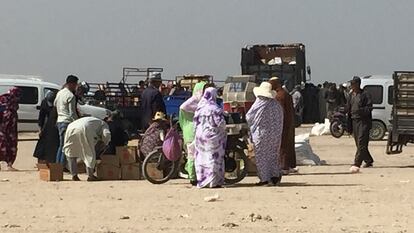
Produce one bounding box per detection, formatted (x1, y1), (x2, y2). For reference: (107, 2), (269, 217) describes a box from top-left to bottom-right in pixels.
(364, 85), (383, 104)
(388, 86), (394, 104)
(16, 86), (39, 104)
(44, 88), (59, 96)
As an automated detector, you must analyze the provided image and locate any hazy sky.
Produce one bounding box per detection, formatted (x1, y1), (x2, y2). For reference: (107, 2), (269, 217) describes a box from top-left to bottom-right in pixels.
(0, 0), (413, 85)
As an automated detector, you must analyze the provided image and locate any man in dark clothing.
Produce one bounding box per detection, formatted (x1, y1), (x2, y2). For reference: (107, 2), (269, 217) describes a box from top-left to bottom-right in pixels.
(348, 76), (374, 173)
(106, 111), (128, 155)
(141, 73), (166, 129)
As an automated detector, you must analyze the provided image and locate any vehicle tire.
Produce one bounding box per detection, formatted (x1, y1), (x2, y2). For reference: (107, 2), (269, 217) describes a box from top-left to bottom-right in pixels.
(330, 120), (344, 138)
(142, 150), (179, 184)
(224, 147), (248, 185)
(369, 120), (386, 141)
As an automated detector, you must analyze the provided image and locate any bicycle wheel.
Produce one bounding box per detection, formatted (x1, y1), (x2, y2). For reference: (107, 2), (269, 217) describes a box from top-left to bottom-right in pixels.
(224, 147), (248, 185)
(142, 150), (179, 184)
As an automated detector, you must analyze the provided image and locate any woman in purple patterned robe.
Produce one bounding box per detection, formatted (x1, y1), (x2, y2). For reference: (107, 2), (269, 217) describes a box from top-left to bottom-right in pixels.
(194, 87), (226, 188)
(0, 87), (20, 171)
(246, 82), (283, 186)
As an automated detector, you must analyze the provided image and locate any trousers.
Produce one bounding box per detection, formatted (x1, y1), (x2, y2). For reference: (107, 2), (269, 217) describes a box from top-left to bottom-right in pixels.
(56, 122), (69, 165)
(67, 157), (94, 177)
(352, 119), (374, 167)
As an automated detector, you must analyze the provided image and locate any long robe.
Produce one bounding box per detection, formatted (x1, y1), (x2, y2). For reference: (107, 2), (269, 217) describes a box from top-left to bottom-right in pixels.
(246, 96), (283, 182)
(0, 88), (19, 165)
(63, 117), (111, 169)
(275, 89), (297, 170)
(194, 87), (226, 188)
(318, 88), (327, 123)
(33, 101), (59, 163)
(179, 82), (206, 181)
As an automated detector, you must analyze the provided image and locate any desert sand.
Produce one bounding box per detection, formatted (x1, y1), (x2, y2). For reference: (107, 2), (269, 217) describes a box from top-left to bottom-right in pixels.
(0, 127), (413, 233)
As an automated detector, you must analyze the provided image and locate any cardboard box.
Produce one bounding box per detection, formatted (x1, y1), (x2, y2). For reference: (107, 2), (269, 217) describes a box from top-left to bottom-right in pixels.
(121, 163), (142, 180)
(145, 163), (164, 180)
(96, 163), (121, 180)
(116, 146), (137, 164)
(38, 163), (63, 182)
(100, 154), (120, 166)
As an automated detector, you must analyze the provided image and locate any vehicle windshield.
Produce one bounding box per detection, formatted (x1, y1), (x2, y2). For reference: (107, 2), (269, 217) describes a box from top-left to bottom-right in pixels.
(228, 82), (247, 92)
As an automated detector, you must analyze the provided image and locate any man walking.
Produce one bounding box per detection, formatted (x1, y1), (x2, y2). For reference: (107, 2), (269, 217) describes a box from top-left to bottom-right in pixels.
(269, 77), (297, 175)
(348, 76), (374, 173)
(141, 73), (166, 129)
(54, 75), (79, 165)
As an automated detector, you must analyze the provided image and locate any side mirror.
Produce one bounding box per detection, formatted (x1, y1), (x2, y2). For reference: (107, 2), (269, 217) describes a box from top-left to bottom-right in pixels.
(306, 66), (311, 76)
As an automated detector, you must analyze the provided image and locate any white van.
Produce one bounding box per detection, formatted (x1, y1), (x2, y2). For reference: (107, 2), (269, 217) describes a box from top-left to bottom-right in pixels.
(360, 75), (393, 140)
(0, 74), (110, 132)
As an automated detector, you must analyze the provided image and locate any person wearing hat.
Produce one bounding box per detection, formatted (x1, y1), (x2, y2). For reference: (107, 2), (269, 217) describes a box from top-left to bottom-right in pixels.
(140, 73), (166, 130)
(246, 82), (284, 186)
(348, 76), (374, 173)
(140, 111), (170, 157)
(54, 75), (80, 166)
(268, 77), (297, 175)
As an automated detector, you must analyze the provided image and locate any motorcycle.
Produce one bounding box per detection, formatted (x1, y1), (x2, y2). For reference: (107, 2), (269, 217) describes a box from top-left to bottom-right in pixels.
(330, 107), (350, 138)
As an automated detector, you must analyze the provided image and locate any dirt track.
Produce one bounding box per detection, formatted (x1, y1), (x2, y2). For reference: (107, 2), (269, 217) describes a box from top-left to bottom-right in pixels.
(0, 130), (413, 233)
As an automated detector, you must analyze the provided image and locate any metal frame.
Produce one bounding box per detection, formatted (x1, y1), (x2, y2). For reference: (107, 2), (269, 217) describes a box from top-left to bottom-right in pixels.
(386, 71), (414, 154)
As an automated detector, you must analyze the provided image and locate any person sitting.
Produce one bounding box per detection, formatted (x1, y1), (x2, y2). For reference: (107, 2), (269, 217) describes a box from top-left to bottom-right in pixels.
(140, 112), (170, 157)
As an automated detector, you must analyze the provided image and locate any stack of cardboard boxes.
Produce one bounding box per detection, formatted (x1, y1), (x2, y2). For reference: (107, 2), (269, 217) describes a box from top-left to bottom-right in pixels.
(96, 146), (142, 180)
(118, 146), (141, 180)
(96, 154), (121, 180)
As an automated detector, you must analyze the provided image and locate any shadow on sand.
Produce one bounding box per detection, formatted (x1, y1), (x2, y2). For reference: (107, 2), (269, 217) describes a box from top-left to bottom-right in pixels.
(224, 182), (361, 188)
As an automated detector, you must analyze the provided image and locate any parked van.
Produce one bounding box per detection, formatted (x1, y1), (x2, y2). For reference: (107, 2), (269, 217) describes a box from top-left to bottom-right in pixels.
(0, 74), (110, 132)
(360, 75), (393, 140)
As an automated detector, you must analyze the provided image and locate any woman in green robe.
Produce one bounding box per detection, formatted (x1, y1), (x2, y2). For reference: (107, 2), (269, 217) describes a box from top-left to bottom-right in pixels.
(179, 82), (206, 185)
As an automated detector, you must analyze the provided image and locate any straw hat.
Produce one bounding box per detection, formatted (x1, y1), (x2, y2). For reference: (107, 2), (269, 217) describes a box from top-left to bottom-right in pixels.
(253, 82), (276, 99)
(153, 111), (166, 121)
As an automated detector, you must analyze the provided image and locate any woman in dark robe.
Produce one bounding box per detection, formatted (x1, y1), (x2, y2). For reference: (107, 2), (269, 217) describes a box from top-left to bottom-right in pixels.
(33, 91), (59, 163)
(0, 87), (20, 171)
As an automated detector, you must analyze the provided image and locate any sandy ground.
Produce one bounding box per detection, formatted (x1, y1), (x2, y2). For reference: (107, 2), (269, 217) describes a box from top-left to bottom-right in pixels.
(0, 128), (414, 233)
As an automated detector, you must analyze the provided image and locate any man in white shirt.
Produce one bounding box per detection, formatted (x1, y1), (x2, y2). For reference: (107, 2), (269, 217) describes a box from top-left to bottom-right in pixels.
(54, 75), (79, 165)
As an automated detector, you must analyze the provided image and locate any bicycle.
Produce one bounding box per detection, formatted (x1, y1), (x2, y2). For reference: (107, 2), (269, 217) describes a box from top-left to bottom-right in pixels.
(141, 117), (249, 185)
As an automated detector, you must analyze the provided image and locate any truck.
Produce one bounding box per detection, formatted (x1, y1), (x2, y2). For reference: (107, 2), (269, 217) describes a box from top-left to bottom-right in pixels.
(222, 43), (311, 121)
(241, 43), (311, 91)
(81, 67), (163, 134)
(386, 71), (414, 154)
